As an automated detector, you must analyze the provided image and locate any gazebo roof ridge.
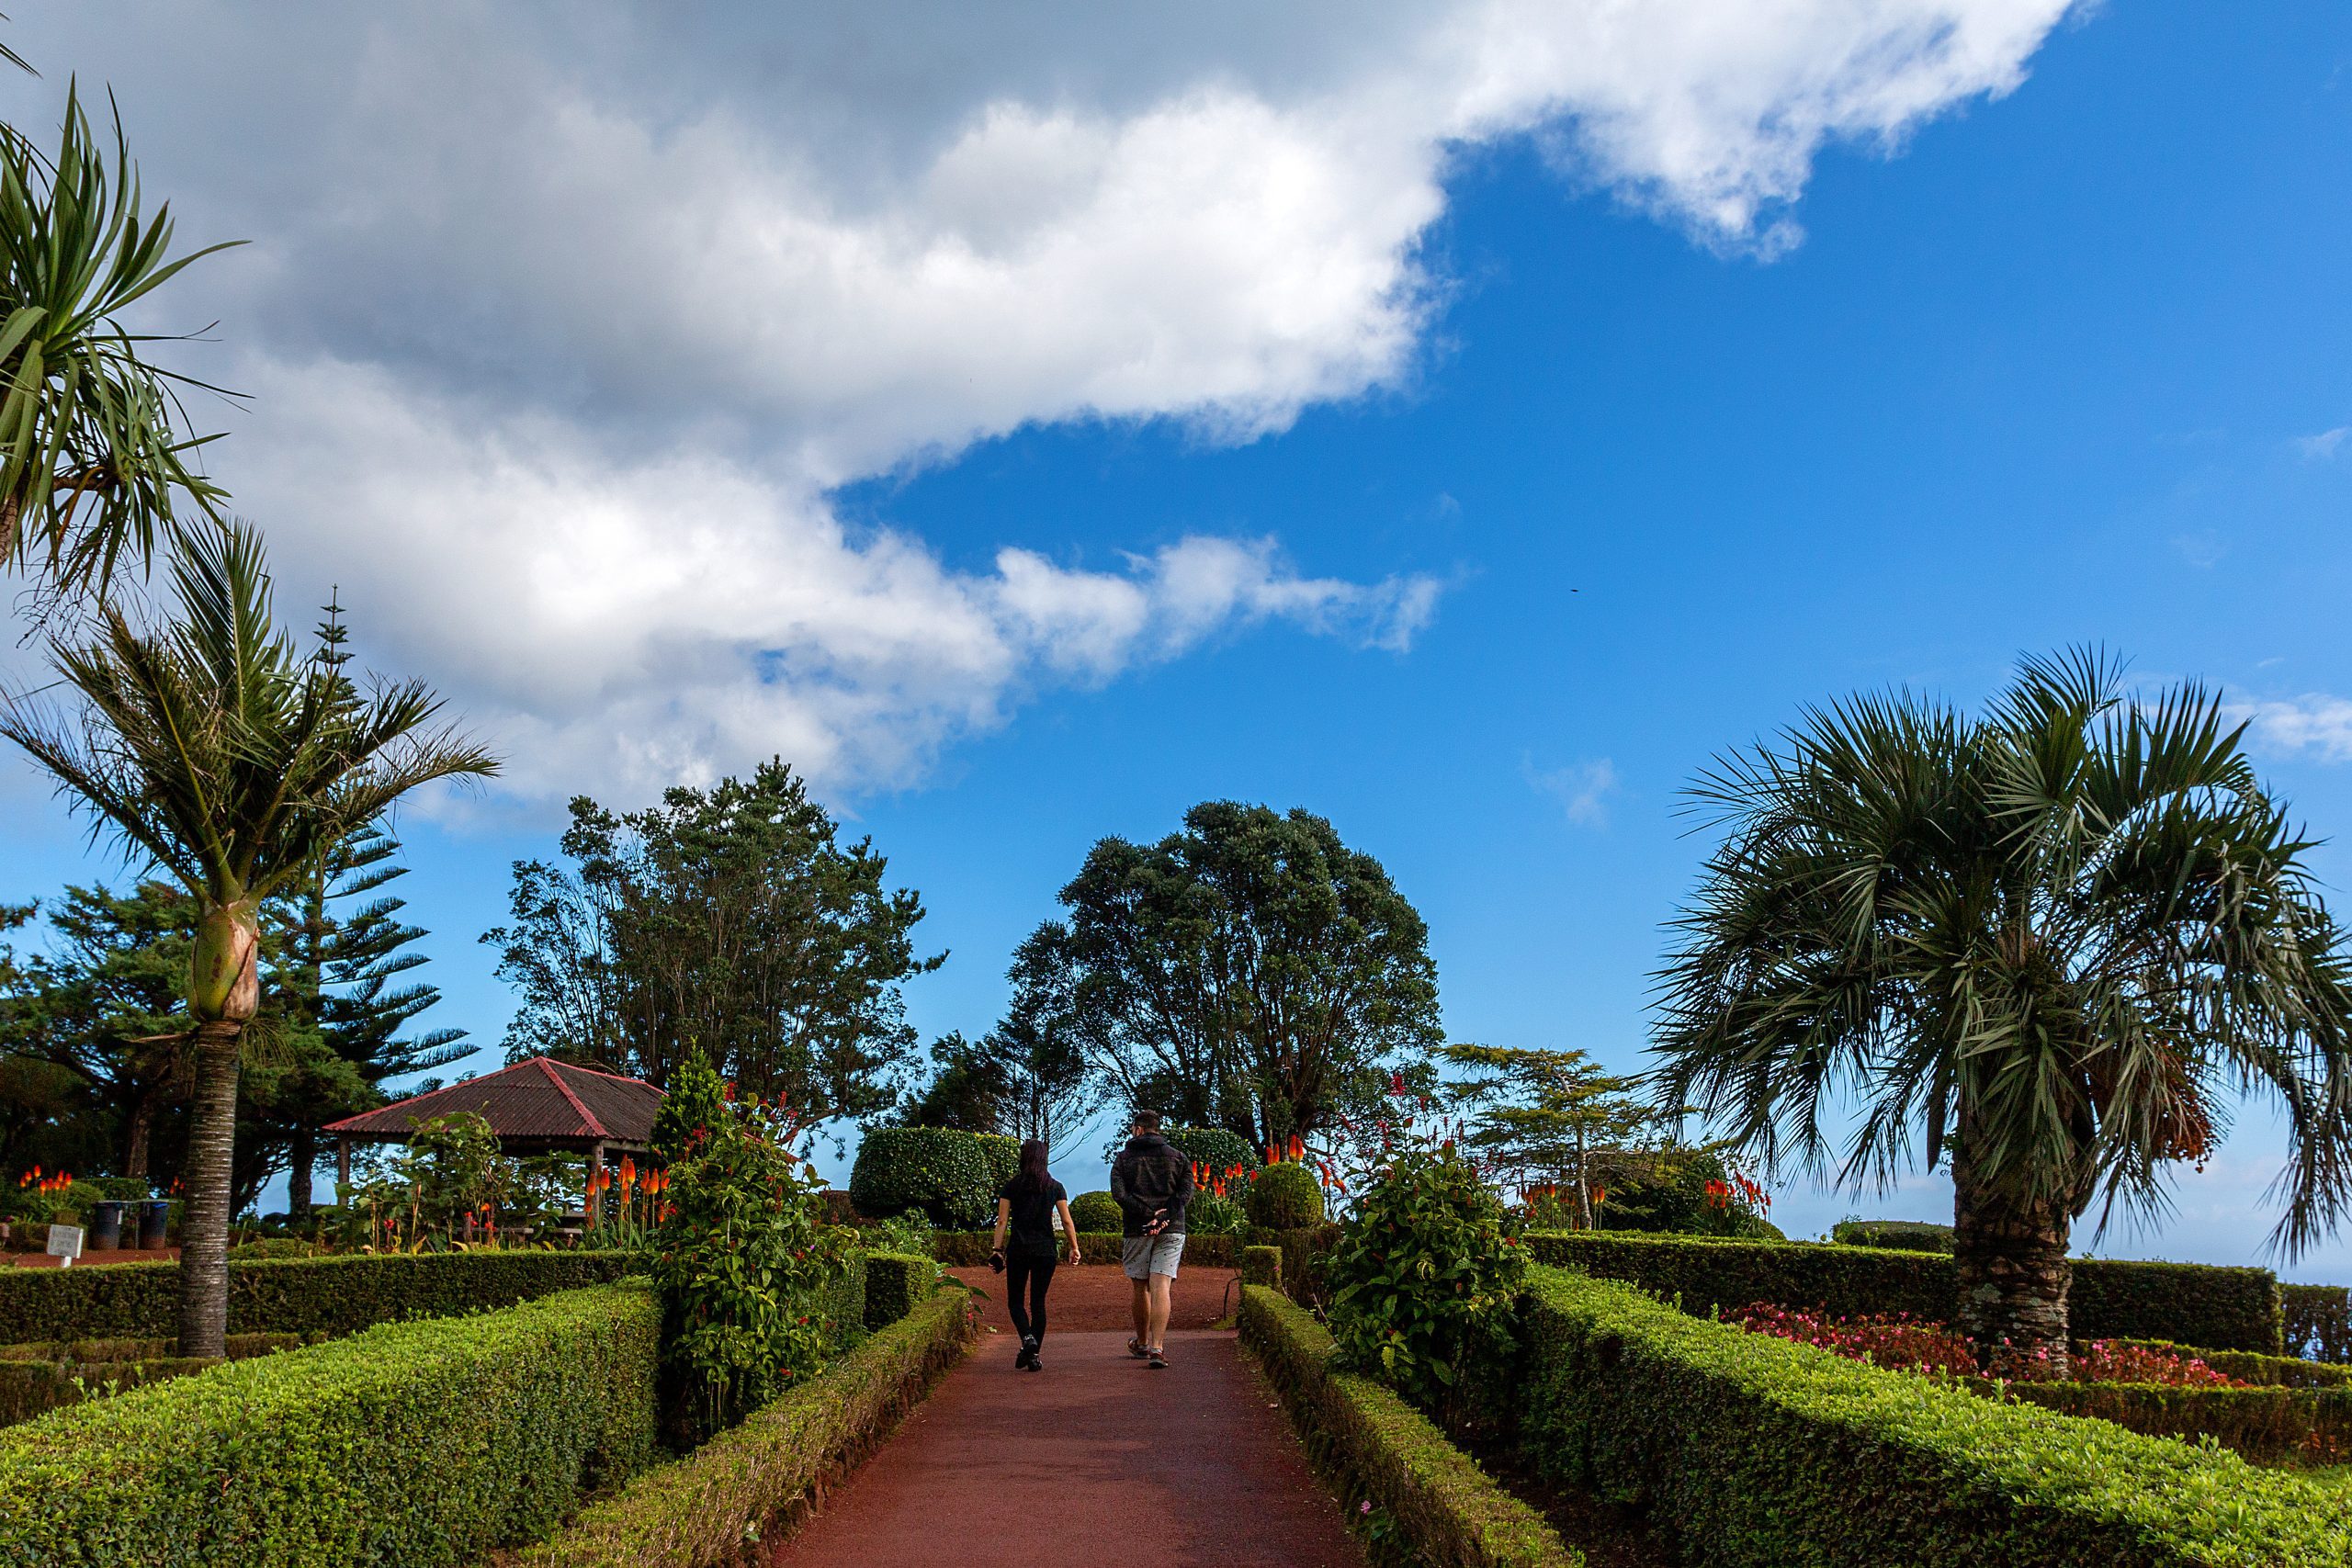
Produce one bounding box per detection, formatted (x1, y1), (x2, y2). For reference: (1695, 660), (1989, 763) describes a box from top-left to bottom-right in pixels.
(322, 1053), (665, 1152)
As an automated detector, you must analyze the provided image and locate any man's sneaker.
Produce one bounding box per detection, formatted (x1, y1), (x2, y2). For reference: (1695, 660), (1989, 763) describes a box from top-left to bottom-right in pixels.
(1126, 1337), (1150, 1359)
(1148, 1347), (1169, 1370)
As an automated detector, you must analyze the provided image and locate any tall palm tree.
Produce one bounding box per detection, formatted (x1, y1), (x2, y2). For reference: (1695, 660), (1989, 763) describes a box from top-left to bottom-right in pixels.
(0, 522), (495, 1354)
(0, 84), (239, 604)
(1654, 650), (2352, 1370)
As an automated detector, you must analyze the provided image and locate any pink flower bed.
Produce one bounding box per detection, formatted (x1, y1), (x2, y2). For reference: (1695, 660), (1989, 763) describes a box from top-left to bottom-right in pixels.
(1724, 1303), (2245, 1387)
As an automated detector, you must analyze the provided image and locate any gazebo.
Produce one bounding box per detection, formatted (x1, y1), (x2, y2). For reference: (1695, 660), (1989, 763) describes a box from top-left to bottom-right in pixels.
(322, 1055), (665, 1203)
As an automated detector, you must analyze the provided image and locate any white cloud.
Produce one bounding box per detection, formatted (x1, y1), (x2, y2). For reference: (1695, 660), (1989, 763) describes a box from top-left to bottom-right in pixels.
(2298, 427), (2349, 461)
(2232, 694), (2352, 764)
(1526, 755), (1620, 826)
(0, 2), (2080, 806)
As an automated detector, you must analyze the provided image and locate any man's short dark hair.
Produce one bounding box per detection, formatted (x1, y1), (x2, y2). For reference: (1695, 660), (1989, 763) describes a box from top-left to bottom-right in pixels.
(1131, 1111), (1163, 1133)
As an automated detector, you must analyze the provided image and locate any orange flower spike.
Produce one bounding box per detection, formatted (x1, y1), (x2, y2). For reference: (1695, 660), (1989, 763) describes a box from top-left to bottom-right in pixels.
(619, 1156), (637, 1191)
(1288, 1134), (1304, 1162)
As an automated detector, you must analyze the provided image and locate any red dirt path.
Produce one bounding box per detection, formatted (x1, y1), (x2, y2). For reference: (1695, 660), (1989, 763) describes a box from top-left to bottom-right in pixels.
(765, 1326), (1364, 1568)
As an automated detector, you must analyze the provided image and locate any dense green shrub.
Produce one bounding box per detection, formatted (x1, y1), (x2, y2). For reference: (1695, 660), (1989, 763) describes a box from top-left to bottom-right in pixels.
(2286, 1283), (2352, 1363)
(862, 1253), (934, 1330)
(848, 1128), (1002, 1229)
(1591, 1147), (1775, 1238)
(1069, 1190), (1122, 1233)
(521, 1288), (972, 1568)
(654, 1100), (853, 1437)
(1242, 1246), (1283, 1288)
(1525, 1231), (2286, 1353)
(0, 1250), (636, 1343)
(1513, 1267), (2347, 1567)
(977, 1133), (1021, 1192)
(0, 1282), (659, 1566)
(1248, 1161), (1326, 1230)
(1169, 1126), (1255, 1177)
(1241, 1286), (1580, 1568)
(650, 1047), (727, 1165)
(1326, 1150), (1523, 1431)
(226, 1237), (323, 1260)
(1832, 1219), (1956, 1253)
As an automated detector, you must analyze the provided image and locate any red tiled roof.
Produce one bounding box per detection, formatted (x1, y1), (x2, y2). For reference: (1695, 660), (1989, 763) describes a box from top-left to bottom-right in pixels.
(323, 1055), (663, 1145)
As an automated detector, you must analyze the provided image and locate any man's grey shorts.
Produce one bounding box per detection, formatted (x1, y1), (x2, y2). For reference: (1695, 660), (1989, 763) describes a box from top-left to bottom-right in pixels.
(1122, 1233), (1185, 1280)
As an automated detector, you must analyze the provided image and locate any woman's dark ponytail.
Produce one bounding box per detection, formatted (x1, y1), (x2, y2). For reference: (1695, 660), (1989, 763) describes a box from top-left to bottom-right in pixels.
(1015, 1137), (1051, 1196)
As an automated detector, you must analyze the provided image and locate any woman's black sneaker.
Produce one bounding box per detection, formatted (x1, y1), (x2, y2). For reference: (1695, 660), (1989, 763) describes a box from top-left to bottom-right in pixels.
(1016, 1336), (1038, 1371)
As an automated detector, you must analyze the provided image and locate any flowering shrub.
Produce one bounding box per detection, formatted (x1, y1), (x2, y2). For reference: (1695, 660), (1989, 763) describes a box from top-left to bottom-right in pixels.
(652, 1090), (851, 1438)
(1725, 1302), (2246, 1387)
(1325, 1146), (1524, 1435)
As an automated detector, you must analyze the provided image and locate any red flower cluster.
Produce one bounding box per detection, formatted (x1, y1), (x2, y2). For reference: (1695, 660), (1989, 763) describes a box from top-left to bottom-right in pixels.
(1703, 1169), (1771, 1213)
(1728, 1302), (2245, 1387)
(17, 1167), (73, 1195)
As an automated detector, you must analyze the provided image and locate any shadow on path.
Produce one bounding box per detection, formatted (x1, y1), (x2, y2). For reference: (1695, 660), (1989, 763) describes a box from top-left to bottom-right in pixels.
(765, 1328), (1365, 1568)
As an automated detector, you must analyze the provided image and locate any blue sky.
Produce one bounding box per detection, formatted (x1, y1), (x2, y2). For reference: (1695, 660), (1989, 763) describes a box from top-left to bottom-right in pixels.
(4, 4), (2352, 1273)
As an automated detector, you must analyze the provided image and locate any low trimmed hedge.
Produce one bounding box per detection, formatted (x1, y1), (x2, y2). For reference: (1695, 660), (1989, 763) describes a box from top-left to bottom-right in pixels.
(1248, 1223), (1339, 1303)
(0, 1334), (314, 1428)
(1239, 1285), (1580, 1568)
(1986, 1378), (2351, 1465)
(2286, 1282), (2352, 1363)
(1242, 1245), (1282, 1288)
(0, 1249), (637, 1343)
(862, 1252), (933, 1331)
(522, 1287), (974, 1568)
(1831, 1219), (1955, 1252)
(927, 1231), (1239, 1269)
(1514, 1266), (2348, 1567)
(0, 1281), (659, 1566)
(1525, 1231), (2285, 1353)
(2103, 1337), (2352, 1390)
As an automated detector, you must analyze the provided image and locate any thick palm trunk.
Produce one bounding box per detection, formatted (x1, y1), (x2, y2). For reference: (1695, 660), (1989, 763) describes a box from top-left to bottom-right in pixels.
(287, 1124), (315, 1224)
(177, 1018), (242, 1357)
(1951, 1133), (2073, 1375)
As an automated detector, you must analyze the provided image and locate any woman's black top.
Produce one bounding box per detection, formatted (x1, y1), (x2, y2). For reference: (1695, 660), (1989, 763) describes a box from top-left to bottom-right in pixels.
(999, 1176), (1067, 1260)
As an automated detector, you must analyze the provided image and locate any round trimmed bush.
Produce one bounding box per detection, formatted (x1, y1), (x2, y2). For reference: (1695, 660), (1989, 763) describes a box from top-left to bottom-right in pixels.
(1247, 1161), (1326, 1230)
(1168, 1126), (1254, 1179)
(1069, 1190), (1122, 1233)
(849, 1128), (1001, 1229)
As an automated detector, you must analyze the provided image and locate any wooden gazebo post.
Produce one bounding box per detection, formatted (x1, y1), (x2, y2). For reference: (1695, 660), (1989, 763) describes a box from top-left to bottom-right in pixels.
(587, 1139), (606, 1225)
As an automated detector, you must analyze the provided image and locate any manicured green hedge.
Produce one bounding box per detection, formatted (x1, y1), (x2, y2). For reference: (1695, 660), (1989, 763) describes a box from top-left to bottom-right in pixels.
(0, 1282), (659, 1566)
(1240, 1285), (1580, 1568)
(1526, 1231), (2285, 1353)
(2285, 1282), (2352, 1363)
(2102, 1337), (2352, 1390)
(1069, 1190), (1121, 1232)
(0, 1334), (313, 1428)
(1513, 1266), (2348, 1567)
(521, 1287), (973, 1568)
(862, 1252), (933, 1331)
(0, 1249), (637, 1343)
(927, 1231), (1238, 1269)
(1987, 1378), (2351, 1465)
(1169, 1125), (1255, 1175)
(1831, 1219), (1955, 1252)
(1246, 1223), (1339, 1303)
(1242, 1245), (1282, 1288)
(848, 1128), (1007, 1229)
(806, 1252), (866, 1350)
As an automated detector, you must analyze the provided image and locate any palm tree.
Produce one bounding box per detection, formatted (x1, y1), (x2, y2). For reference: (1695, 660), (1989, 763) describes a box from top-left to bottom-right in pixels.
(0, 84), (239, 604)
(0, 522), (495, 1354)
(1654, 650), (2352, 1371)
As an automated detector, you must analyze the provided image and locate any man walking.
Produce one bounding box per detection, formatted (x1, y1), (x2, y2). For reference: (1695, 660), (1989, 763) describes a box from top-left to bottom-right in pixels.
(1109, 1111), (1193, 1369)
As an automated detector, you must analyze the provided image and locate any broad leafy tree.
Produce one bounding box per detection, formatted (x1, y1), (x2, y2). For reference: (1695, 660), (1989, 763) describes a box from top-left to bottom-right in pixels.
(1655, 651), (2352, 1369)
(486, 759), (937, 1124)
(0, 86), (238, 605)
(1055, 800), (1442, 1147)
(0, 523), (495, 1354)
(899, 925), (1106, 1148)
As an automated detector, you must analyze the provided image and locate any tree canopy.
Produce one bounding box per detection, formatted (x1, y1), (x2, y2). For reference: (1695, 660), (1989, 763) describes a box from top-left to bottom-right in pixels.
(486, 759), (938, 1125)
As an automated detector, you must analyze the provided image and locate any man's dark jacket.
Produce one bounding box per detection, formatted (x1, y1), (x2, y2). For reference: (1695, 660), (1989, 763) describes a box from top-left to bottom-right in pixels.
(1110, 1132), (1194, 1237)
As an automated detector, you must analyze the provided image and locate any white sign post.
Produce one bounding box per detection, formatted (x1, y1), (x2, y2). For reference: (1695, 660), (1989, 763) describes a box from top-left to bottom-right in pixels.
(45, 1224), (83, 1267)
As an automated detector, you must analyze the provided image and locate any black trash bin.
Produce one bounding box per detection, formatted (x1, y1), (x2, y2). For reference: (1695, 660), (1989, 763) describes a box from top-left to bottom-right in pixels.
(138, 1199), (170, 1250)
(88, 1200), (124, 1251)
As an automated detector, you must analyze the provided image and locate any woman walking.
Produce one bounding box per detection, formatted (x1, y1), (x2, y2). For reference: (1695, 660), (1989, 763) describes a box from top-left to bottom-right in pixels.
(990, 1139), (1080, 1371)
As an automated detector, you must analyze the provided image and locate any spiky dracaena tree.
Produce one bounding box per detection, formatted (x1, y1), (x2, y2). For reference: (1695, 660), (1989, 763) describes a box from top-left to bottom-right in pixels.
(1654, 650), (2352, 1371)
(0, 522), (494, 1354)
(0, 85), (238, 604)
